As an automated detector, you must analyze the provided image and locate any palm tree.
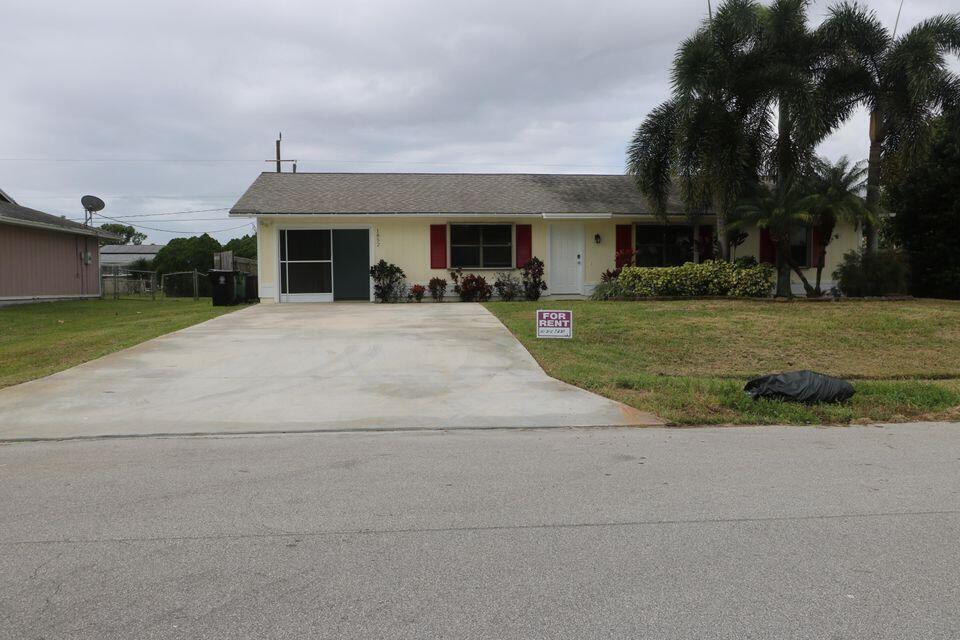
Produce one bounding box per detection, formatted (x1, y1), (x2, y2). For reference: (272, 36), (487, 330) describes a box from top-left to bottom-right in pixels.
(760, 0), (860, 186)
(628, 0), (770, 261)
(820, 4), (960, 250)
(807, 156), (873, 294)
(731, 179), (817, 297)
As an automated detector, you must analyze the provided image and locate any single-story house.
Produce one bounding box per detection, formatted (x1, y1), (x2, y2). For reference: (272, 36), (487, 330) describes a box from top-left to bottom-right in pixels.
(100, 243), (164, 268)
(229, 173), (861, 302)
(0, 187), (120, 305)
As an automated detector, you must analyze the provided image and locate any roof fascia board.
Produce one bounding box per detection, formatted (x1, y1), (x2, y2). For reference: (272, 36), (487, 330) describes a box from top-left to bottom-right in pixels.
(231, 211), (545, 218)
(0, 215), (119, 239)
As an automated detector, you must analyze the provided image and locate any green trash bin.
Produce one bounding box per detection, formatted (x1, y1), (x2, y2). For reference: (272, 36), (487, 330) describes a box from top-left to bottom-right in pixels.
(209, 270), (237, 306)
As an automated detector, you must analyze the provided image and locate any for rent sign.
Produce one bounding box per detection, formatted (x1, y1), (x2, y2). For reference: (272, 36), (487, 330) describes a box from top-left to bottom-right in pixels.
(536, 310), (573, 339)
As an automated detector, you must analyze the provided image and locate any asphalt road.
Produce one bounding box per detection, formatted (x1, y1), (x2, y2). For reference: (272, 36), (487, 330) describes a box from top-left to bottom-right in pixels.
(2, 423), (959, 639)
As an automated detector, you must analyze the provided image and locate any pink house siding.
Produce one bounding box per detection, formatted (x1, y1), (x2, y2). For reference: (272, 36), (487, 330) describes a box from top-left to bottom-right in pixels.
(0, 222), (101, 299)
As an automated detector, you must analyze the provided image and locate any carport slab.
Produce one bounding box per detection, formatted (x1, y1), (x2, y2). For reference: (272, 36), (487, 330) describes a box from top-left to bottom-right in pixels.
(0, 303), (660, 440)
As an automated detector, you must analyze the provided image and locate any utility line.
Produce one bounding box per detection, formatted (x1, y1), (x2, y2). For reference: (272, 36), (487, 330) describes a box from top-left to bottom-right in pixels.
(91, 211), (253, 235)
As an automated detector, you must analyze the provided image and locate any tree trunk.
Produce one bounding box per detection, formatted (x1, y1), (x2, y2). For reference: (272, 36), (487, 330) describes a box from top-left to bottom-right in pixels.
(789, 262), (816, 297)
(716, 214), (730, 261)
(775, 240), (792, 297)
(864, 109), (883, 252)
(776, 103), (792, 187)
(692, 224), (700, 264)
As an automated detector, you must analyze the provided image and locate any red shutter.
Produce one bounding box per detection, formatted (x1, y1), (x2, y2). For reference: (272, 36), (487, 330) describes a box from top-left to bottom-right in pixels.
(698, 225), (714, 260)
(810, 226), (823, 268)
(515, 224), (532, 267)
(759, 229), (776, 264)
(430, 224), (447, 269)
(615, 225), (632, 267)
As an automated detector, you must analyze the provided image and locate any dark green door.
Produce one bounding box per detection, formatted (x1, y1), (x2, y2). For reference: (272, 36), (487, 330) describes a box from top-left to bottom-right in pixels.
(332, 229), (370, 300)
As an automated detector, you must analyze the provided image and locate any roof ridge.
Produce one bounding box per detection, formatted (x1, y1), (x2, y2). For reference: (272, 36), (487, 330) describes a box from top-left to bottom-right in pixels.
(258, 171), (628, 178)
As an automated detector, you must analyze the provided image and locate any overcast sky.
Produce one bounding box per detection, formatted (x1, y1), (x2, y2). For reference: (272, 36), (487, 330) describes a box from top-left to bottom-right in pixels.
(0, 0), (953, 244)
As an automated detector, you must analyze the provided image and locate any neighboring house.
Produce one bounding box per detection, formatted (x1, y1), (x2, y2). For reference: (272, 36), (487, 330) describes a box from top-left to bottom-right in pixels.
(0, 187), (120, 304)
(100, 244), (163, 267)
(229, 173), (861, 302)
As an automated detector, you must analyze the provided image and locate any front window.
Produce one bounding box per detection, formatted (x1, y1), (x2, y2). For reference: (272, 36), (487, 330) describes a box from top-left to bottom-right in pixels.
(789, 227), (810, 267)
(450, 224), (513, 269)
(635, 225), (693, 267)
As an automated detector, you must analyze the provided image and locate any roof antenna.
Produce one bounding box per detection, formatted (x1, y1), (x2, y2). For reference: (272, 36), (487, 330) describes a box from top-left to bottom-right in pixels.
(266, 132), (297, 173)
(81, 194), (105, 227)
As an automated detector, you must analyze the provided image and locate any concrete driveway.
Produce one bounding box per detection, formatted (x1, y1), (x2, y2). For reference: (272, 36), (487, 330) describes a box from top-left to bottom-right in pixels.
(0, 303), (659, 440)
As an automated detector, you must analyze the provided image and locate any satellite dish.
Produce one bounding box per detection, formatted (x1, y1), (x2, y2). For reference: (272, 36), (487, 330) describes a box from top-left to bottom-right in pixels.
(81, 195), (105, 212)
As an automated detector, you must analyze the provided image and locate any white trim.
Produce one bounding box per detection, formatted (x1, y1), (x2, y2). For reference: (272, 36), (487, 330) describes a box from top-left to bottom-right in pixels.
(233, 212), (544, 219)
(275, 224), (375, 303)
(541, 212), (612, 220)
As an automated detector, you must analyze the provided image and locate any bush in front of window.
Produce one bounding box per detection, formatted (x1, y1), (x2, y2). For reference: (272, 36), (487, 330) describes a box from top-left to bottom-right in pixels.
(428, 277), (447, 302)
(493, 272), (523, 301)
(520, 257), (548, 301)
(408, 284), (426, 302)
(832, 249), (908, 297)
(369, 259), (407, 303)
(450, 268), (493, 302)
(592, 260), (774, 299)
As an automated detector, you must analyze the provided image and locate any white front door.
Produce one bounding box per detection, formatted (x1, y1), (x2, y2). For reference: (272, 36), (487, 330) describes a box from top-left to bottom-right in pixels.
(550, 223), (584, 295)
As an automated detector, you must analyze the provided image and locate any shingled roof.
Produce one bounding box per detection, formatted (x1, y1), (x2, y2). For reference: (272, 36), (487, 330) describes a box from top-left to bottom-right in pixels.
(230, 172), (684, 216)
(0, 199), (115, 238)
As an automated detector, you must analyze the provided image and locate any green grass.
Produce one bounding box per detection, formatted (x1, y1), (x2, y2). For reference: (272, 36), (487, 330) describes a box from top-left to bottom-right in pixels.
(485, 299), (960, 425)
(0, 298), (245, 389)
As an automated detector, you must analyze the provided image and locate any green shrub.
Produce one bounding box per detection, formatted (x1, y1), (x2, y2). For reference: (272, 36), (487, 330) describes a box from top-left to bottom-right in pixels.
(428, 277), (447, 302)
(450, 269), (493, 302)
(832, 250), (909, 297)
(369, 260), (407, 302)
(730, 263), (776, 297)
(612, 260), (774, 298)
(520, 257), (548, 301)
(493, 272), (523, 301)
(590, 280), (631, 300)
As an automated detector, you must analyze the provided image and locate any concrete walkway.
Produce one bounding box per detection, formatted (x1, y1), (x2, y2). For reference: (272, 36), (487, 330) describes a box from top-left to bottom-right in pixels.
(0, 303), (660, 440)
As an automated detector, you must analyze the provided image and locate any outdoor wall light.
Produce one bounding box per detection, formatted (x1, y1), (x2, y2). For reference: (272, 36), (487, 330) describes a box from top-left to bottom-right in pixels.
(594, 233), (602, 244)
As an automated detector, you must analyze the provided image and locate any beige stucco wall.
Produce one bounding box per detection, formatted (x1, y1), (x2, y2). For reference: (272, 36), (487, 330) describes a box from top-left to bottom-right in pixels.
(254, 216), (862, 301)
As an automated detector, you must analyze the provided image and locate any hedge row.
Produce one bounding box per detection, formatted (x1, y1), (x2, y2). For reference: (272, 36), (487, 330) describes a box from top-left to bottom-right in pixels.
(592, 261), (775, 299)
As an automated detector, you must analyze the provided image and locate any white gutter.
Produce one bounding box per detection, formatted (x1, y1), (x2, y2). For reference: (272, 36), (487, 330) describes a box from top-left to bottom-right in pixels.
(229, 211), (545, 218)
(541, 212), (613, 219)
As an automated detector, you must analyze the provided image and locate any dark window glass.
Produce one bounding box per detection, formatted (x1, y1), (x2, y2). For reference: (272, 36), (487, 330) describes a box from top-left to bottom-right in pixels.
(286, 230), (331, 261)
(451, 246), (481, 268)
(450, 224), (512, 268)
(286, 262), (332, 294)
(790, 227), (810, 267)
(281, 262), (287, 292)
(483, 225), (512, 245)
(664, 226), (693, 266)
(280, 231), (287, 261)
(450, 225), (482, 245)
(635, 225), (694, 267)
(483, 246), (512, 268)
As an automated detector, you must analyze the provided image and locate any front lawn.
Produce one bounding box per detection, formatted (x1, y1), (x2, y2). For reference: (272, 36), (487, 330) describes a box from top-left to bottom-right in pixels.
(0, 298), (245, 389)
(485, 299), (960, 425)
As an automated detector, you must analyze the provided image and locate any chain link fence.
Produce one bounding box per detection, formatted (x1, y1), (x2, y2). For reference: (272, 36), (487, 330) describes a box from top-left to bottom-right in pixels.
(100, 267), (212, 300)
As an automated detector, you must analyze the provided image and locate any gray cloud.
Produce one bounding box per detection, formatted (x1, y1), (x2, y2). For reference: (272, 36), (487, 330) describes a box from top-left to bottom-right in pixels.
(0, 0), (953, 243)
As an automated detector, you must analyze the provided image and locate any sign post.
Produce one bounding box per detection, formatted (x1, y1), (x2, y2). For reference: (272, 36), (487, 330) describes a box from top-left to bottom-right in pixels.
(536, 310), (573, 339)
